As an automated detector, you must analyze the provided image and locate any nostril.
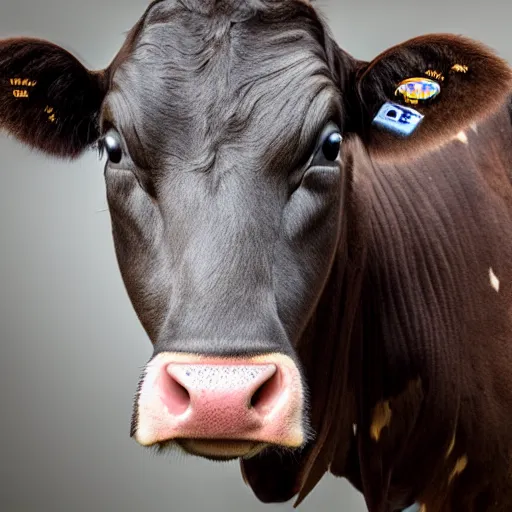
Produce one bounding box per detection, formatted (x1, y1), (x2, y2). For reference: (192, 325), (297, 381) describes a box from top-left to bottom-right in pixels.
(162, 367), (191, 416)
(250, 368), (282, 415)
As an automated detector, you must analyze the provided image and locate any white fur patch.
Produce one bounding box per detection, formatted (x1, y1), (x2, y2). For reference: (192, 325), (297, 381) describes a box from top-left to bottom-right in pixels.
(489, 267), (500, 292)
(455, 131), (468, 144)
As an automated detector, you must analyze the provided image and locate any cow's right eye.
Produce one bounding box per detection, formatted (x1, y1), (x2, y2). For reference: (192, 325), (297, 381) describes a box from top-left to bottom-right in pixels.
(101, 129), (123, 164)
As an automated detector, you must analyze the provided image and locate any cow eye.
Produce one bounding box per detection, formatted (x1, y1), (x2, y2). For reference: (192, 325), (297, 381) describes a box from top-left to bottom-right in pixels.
(101, 129), (123, 164)
(322, 132), (342, 161)
(311, 124), (342, 166)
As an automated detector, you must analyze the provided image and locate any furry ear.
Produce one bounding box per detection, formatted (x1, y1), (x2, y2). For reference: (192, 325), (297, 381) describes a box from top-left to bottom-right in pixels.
(344, 34), (512, 160)
(0, 38), (107, 158)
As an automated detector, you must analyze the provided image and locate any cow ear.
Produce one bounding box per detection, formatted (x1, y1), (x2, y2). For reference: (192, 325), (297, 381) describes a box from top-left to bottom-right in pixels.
(0, 38), (108, 158)
(344, 34), (512, 160)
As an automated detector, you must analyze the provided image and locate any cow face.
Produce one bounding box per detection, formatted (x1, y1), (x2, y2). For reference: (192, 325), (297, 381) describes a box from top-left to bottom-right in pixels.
(105, 2), (348, 459)
(1, 0), (510, 503)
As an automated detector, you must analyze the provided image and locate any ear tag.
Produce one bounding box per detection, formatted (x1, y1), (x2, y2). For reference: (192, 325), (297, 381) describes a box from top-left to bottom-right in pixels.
(395, 77), (441, 105)
(372, 101), (424, 137)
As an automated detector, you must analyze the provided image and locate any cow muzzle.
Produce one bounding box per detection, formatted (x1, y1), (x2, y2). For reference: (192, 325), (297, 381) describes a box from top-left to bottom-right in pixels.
(130, 352), (306, 460)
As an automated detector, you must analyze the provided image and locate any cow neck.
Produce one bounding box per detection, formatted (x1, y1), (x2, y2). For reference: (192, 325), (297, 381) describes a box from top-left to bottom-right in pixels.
(292, 143), (368, 506)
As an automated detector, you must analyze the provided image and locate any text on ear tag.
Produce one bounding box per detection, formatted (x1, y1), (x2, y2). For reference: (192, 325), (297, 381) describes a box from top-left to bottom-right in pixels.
(395, 77), (441, 105)
(372, 102), (424, 137)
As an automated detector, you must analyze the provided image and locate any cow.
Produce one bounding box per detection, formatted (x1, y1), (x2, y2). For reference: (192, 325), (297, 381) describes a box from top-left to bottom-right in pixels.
(1, 0), (512, 510)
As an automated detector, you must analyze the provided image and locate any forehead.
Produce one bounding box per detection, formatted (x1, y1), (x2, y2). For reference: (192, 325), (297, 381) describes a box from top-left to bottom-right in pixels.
(105, 0), (340, 167)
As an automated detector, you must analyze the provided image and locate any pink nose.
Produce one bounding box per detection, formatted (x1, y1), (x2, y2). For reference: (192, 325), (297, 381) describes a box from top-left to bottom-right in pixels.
(132, 353), (305, 450)
(164, 363), (279, 418)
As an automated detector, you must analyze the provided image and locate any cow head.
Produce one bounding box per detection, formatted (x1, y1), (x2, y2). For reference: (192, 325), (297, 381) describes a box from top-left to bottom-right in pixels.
(1, 0), (510, 505)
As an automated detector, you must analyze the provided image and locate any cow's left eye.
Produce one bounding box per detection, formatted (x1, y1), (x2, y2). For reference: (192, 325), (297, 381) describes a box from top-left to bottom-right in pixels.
(322, 132), (342, 161)
(311, 124), (342, 166)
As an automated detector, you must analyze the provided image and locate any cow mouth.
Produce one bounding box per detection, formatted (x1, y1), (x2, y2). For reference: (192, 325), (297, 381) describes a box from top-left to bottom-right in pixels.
(175, 439), (267, 461)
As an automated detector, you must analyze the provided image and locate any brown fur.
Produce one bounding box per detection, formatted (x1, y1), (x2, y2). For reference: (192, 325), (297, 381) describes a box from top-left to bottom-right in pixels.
(336, 102), (512, 511)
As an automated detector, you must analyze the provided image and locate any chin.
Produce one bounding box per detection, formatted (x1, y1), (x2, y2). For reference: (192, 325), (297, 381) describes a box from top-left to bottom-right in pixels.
(159, 439), (269, 461)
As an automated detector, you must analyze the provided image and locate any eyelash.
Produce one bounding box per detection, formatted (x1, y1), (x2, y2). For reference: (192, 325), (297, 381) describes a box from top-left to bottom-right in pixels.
(97, 138), (106, 159)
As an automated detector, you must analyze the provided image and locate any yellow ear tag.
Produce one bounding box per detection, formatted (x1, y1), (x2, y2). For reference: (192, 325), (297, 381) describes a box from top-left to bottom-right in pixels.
(395, 77), (441, 105)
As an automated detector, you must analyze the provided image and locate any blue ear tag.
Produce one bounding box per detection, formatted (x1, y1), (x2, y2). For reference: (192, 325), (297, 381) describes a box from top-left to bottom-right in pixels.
(372, 101), (424, 137)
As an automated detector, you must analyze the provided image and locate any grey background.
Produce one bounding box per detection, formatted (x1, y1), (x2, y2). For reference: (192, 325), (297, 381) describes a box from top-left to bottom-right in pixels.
(0, 1), (510, 511)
